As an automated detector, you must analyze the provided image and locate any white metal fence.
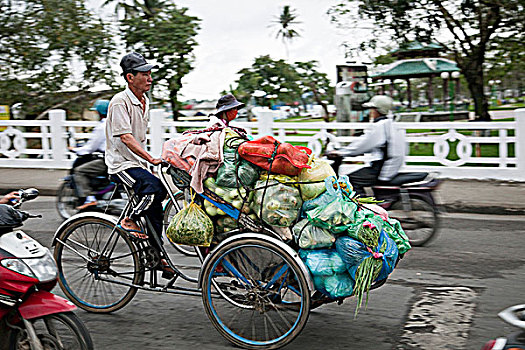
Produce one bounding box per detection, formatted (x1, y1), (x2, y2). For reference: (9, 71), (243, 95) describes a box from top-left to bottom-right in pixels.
(1, 108), (524, 181)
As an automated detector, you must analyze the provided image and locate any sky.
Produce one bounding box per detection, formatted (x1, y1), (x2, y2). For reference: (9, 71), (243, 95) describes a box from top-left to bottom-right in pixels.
(172, 0), (353, 101)
(86, 0), (371, 102)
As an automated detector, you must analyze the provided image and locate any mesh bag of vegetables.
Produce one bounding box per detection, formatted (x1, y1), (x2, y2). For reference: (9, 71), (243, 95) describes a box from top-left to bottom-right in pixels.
(216, 149), (260, 188)
(297, 155), (336, 201)
(252, 174), (302, 227)
(167, 199), (214, 247)
(306, 177), (358, 233)
(335, 233), (398, 316)
(293, 219), (335, 249)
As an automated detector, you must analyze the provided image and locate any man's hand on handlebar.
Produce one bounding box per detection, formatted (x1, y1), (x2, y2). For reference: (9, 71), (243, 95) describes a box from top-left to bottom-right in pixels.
(325, 150), (342, 160)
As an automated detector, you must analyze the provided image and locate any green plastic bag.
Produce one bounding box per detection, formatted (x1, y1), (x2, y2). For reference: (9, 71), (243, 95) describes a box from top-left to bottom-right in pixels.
(167, 201), (214, 247)
(383, 218), (411, 254)
(216, 150), (260, 188)
(305, 176), (358, 233)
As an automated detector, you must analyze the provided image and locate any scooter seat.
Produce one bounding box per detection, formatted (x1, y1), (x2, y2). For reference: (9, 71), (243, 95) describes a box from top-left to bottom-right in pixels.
(376, 172), (429, 186)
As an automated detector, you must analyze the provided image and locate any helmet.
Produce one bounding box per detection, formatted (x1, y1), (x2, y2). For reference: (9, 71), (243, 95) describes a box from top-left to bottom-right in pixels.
(362, 95), (393, 115)
(90, 100), (110, 116)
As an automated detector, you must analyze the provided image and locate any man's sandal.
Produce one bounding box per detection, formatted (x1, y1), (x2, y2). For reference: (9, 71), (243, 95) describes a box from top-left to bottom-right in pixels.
(117, 224), (149, 241)
(160, 259), (175, 279)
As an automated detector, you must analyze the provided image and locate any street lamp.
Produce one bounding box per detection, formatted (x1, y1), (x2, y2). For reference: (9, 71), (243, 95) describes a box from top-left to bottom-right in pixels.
(440, 72), (449, 111)
(451, 71), (460, 105)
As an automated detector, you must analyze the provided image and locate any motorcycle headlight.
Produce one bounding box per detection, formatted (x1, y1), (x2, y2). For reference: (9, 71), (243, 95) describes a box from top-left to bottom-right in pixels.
(1, 258), (37, 279)
(23, 250), (58, 283)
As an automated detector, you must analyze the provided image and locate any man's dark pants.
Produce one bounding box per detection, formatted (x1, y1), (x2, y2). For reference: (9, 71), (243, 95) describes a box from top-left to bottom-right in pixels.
(348, 161), (382, 196)
(112, 167), (167, 249)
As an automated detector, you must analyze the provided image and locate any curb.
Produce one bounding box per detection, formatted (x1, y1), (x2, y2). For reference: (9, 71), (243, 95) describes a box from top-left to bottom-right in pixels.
(441, 203), (525, 216)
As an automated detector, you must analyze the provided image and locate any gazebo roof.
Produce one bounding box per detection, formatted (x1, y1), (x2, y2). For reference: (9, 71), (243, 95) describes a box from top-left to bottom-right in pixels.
(371, 58), (459, 80)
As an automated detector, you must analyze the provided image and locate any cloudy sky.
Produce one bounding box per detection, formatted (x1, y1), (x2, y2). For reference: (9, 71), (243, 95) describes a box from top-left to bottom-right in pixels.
(90, 0), (371, 101)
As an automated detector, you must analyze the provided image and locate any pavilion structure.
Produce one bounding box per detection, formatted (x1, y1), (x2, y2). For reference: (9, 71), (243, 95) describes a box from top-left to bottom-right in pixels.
(371, 42), (460, 108)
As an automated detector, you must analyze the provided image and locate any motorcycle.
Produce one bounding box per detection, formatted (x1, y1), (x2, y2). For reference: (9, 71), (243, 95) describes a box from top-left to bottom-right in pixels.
(482, 304), (525, 350)
(330, 156), (441, 246)
(0, 188), (93, 350)
(56, 153), (127, 219)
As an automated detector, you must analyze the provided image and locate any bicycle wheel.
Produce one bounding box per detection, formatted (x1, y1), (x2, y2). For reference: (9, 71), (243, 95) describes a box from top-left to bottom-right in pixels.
(54, 216), (142, 313)
(57, 181), (80, 219)
(201, 237), (310, 349)
(389, 196), (439, 246)
(163, 193), (197, 257)
(9, 312), (93, 350)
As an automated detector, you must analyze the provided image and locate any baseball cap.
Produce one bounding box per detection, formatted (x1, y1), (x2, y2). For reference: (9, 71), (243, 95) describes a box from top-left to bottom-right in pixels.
(120, 52), (159, 76)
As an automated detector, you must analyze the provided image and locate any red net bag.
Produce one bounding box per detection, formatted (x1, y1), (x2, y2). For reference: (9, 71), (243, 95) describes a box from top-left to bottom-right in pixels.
(237, 135), (312, 176)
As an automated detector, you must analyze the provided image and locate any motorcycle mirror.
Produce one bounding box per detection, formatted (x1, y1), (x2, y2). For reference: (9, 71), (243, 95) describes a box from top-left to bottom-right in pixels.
(22, 188), (39, 201)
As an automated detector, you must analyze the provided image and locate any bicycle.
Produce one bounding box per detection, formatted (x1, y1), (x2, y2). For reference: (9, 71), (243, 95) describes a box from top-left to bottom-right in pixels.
(52, 162), (312, 349)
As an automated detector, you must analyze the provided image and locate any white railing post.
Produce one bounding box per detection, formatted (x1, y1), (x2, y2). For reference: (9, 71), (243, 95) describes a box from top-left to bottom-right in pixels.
(150, 109), (165, 158)
(515, 108), (525, 181)
(253, 108), (275, 136)
(49, 109), (67, 165)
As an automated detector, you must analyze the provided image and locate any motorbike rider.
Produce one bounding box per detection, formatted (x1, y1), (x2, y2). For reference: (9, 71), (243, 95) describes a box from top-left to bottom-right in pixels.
(326, 95), (406, 196)
(0, 191), (20, 205)
(69, 100), (110, 210)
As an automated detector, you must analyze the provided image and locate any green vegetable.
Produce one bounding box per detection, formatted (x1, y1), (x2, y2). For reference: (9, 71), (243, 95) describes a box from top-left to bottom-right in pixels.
(167, 202), (214, 247)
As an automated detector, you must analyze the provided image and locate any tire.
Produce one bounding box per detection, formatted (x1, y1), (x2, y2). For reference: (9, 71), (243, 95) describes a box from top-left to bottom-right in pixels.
(201, 238), (310, 349)
(389, 196), (439, 247)
(9, 312), (93, 350)
(54, 216), (142, 313)
(162, 193), (197, 257)
(56, 181), (80, 219)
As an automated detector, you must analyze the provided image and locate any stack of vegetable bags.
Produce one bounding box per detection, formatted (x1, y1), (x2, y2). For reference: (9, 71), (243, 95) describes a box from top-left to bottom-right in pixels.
(165, 129), (411, 316)
(296, 175), (411, 316)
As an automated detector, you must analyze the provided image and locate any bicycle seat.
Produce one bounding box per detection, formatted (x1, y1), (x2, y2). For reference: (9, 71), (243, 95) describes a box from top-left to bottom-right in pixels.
(376, 172), (429, 187)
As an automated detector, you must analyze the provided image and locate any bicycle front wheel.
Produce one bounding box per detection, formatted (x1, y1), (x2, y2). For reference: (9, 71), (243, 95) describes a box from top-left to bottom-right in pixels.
(201, 237), (310, 349)
(54, 216), (143, 313)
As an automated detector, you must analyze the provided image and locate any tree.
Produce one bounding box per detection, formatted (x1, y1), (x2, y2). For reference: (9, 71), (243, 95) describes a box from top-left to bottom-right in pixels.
(295, 61), (333, 122)
(234, 56), (333, 120)
(0, 0), (116, 118)
(270, 5), (302, 58)
(110, 0), (200, 119)
(235, 55), (301, 107)
(328, 0), (524, 121)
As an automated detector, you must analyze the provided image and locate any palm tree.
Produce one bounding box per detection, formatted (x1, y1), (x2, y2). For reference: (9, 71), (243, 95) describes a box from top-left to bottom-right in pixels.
(271, 5), (302, 59)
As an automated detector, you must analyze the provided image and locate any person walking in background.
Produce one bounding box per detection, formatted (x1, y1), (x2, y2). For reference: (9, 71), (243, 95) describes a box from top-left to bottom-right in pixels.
(105, 52), (168, 257)
(327, 95), (406, 196)
(70, 100), (109, 210)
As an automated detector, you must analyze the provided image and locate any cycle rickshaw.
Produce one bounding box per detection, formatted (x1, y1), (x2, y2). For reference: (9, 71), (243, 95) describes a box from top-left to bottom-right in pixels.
(52, 162), (389, 349)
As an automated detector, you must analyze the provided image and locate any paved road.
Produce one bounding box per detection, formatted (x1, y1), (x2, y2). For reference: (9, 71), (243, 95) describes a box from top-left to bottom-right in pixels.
(20, 196), (525, 350)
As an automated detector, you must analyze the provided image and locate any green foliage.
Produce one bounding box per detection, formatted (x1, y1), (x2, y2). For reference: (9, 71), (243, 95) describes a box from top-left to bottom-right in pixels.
(328, 0), (524, 121)
(0, 0), (116, 118)
(234, 55), (333, 113)
(116, 1), (200, 118)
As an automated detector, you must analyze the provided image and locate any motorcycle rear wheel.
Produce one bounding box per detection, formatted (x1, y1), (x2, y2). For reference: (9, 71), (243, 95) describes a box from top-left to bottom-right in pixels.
(9, 312), (93, 350)
(389, 196), (439, 246)
(56, 182), (80, 219)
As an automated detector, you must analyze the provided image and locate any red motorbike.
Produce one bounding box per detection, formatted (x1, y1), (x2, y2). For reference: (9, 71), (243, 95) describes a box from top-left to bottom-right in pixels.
(0, 188), (93, 350)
